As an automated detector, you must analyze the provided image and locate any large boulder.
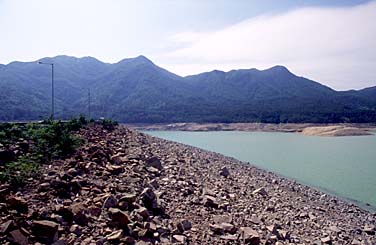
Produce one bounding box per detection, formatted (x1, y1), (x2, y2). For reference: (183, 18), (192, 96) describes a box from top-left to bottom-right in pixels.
(177, 219), (192, 232)
(219, 166), (230, 177)
(240, 227), (260, 244)
(109, 208), (131, 228)
(141, 188), (158, 210)
(7, 196), (28, 213)
(103, 195), (118, 209)
(32, 220), (59, 243)
(145, 157), (163, 171)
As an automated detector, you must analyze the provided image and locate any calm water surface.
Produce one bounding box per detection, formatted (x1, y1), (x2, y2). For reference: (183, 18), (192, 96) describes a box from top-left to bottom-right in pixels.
(144, 131), (376, 210)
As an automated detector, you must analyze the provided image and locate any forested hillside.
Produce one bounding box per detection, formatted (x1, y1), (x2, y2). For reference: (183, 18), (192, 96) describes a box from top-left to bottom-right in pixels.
(1, 55), (375, 123)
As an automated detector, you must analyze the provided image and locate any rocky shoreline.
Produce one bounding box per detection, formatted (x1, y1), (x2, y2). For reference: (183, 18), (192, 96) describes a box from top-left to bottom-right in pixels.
(1, 125), (375, 244)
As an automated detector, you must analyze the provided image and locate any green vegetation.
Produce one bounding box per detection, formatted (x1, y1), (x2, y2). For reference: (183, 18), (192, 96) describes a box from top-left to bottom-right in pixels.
(101, 118), (119, 130)
(0, 116), (94, 188)
(0, 156), (39, 187)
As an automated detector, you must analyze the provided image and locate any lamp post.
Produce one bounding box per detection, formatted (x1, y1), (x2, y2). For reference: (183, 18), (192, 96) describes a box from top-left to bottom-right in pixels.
(38, 61), (54, 119)
(88, 88), (91, 119)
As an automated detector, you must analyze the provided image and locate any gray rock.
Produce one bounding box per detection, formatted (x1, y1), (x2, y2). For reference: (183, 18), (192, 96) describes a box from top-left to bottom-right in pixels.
(240, 227), (260, 244)
(141, 188), (158, 210)
(106, 230), (123, 241)
(32, 220), (59, 243)
(177, 219), (192, 232)
(103, 195), (118, 209)
(9, 229), (28, 245)
(252, 187), (268, 197)
(109, 208), (131, 227)
(145, 156), (163, 171)
(203, 195), (219, 209)
(219, 166), (230, 177)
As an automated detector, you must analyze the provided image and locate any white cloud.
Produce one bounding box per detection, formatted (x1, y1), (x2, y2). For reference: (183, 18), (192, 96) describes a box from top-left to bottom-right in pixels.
(162, 1), (376, 90)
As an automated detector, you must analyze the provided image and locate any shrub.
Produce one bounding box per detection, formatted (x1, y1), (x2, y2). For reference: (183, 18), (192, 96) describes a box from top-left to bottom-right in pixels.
(1, 118), (86, 188)
(101, 119), (118, 131)
(29, 120), (82, 161)
(0, 156), (39, 187)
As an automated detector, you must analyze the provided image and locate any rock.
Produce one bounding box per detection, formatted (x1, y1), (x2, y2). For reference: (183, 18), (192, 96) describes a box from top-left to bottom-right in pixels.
(220, 223), (237, 234)
(219, 166), (230, 177)
(146, 166), (160, 174)
(145, 156), (163, 171)
(9, 229), (28, 245)
(240, 227), (260, 244)
(70, 204), (88, 226)
(111, 154), (126, 165)
(106, 230), (123, 241)
(119, 193), (137, 204)
(122, 236), (136, 244)
(32, 220), (59, 243)
(136, 207), (150, 219)
(7, 196), (28, 213)
(252, 187), (267, 197)
(105, 164), (124, 175)
(135, 241), (152, 245)
(210, 224), (224, 234)
(220, 234), (238, 240)
(248, 216), (261, 225)
(87, 206), (101, 217)
(148, 179), (160, 189)
(363, 224), (375, 235)
(109, 208), (130, 227)
(266, 224), (277, 234)
(172, 234), (186, 243)
(55, 206), (74, 223)
(69, 224), (81, 236)
(141, 188), (158, 210)
(277, 229), (290, 240)
(321, 236), (332, 244)
(177, 219), (192, 232)
(203, 195), (219, 209)
(0, 220), (14, 234)
(329, 225), (341, 233)
(210, 222), (237, 234)
(213, 215), (232, 224)
(103, 195), (118, 209)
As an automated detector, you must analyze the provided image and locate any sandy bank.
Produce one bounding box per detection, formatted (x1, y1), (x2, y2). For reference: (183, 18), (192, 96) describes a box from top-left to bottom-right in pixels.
(127, 122), (376, 136)
(301, 126), (372, 136)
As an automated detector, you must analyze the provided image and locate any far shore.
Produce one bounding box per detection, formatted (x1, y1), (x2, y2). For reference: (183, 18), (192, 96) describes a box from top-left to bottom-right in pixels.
(126, 122), (376, 137)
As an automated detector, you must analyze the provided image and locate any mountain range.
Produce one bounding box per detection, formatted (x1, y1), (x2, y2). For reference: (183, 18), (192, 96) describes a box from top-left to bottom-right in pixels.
(1, 55), (375, 123)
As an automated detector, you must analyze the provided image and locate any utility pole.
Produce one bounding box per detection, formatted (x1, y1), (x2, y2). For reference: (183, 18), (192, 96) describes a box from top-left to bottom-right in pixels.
(38, 62), (55, 119)
(88, 88), (91, 119)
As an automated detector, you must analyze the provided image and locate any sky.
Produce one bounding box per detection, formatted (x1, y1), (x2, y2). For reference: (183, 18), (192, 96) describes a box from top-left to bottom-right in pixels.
(0, 0), (375, 90)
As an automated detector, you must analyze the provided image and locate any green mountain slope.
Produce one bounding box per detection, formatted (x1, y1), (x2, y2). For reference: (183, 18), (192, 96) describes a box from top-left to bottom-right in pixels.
(0, 55), (375, 123)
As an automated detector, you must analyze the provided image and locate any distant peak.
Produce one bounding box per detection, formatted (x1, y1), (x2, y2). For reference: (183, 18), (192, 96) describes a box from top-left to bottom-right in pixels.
(135, 55), (148, 60)
(266, 65), (291, 73)
(117, 55), (154, 65)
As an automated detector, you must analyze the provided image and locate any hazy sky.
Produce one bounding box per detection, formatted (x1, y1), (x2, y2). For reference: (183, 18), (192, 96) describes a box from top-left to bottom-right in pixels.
(0, 0), (375, 90)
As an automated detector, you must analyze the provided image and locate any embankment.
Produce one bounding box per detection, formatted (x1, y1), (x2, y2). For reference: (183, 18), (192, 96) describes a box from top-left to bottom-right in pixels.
(0, 125), (375, 244)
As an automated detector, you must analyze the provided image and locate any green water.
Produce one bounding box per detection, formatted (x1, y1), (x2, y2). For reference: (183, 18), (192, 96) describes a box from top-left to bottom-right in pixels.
(144, 130), (376, 210)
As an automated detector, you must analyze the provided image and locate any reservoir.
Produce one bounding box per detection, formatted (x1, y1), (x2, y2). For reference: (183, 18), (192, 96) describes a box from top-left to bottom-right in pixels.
(144, 131), (376, 210)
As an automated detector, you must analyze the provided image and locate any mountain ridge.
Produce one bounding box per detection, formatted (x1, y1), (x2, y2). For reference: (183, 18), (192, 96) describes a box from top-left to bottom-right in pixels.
(0, 55), (375, 123)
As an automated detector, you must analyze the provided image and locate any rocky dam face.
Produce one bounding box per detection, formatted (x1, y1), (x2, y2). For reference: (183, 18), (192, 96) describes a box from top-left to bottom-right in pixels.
(0, 125), (375, 244)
